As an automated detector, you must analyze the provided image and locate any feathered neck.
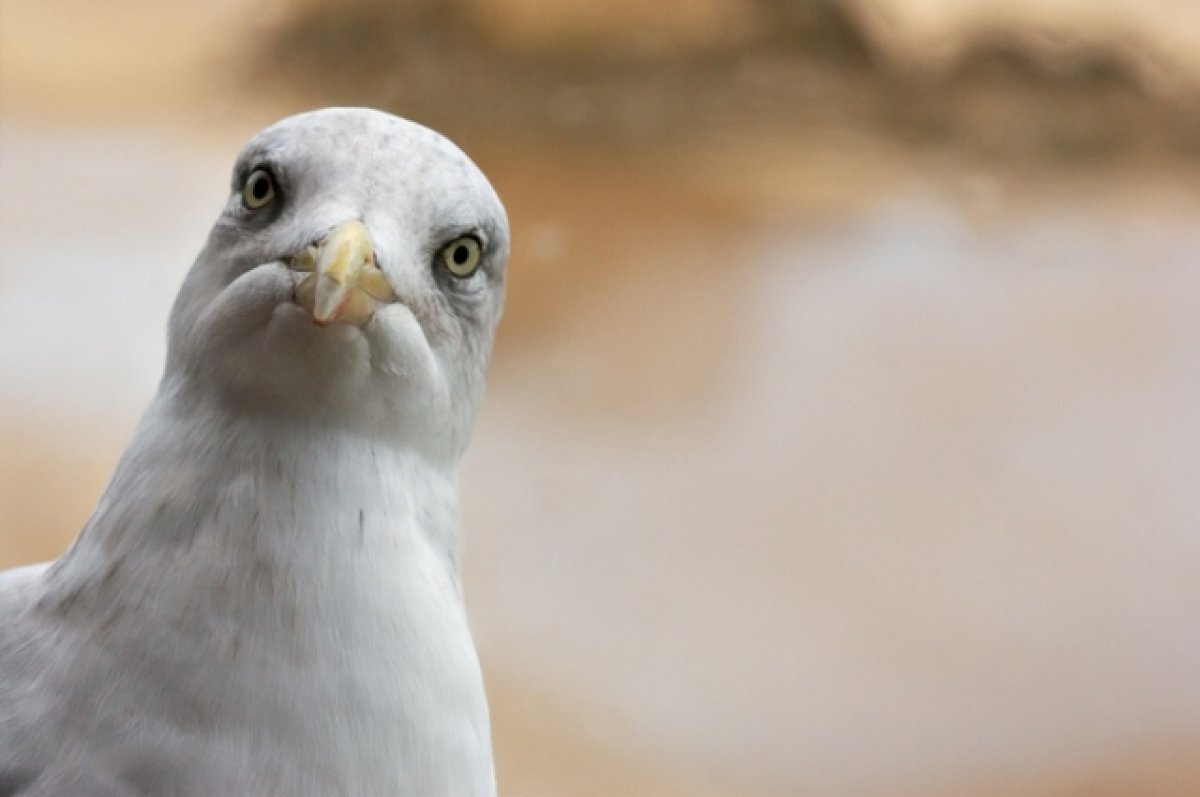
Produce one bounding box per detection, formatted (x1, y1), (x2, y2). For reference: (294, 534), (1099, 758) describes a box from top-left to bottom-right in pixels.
(44, 379), (465, 628)
(30, 380), (495, 795)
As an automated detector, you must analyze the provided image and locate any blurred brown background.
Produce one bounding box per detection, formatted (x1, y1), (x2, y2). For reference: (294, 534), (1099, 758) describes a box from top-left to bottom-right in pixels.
(2, 1), (1200, 795)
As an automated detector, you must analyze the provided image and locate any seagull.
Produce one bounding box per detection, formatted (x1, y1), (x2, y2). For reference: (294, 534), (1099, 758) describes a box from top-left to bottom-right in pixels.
(0, 108), (508, 796)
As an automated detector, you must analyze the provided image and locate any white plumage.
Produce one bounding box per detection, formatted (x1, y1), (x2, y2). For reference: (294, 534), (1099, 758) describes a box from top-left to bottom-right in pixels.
(0, 108), (508, 796)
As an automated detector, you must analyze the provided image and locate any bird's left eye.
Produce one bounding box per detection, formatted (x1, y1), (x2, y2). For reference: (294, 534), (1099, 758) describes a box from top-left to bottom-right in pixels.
(439, 236), (482, 278)
(242, 168), (277, 210)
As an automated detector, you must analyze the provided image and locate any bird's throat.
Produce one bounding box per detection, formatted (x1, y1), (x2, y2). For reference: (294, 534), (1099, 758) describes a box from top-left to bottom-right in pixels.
(48, 388), (466, 638)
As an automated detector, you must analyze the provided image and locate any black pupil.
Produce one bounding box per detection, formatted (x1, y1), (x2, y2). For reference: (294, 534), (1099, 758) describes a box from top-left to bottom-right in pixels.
(251, 175), (270, 201)
(452, 244), (471, 266)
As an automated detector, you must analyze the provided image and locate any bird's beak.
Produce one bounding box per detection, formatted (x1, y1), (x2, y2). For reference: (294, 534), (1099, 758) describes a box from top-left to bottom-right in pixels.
(290, 220), (396, 326)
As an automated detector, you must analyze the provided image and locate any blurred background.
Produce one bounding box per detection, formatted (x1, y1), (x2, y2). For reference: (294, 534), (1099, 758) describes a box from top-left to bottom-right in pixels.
(2, 1), (1199, 794)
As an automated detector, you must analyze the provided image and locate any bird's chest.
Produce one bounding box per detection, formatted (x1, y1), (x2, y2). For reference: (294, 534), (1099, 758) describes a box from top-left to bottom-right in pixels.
(22, 436), (495, 795)
(169, 617), (493, 796)
(33, 515), (494, 795)
(133, 542), (494, 796)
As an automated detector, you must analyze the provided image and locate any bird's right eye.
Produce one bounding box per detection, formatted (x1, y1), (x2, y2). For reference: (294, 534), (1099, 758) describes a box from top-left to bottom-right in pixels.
(242, 168), (277, 210)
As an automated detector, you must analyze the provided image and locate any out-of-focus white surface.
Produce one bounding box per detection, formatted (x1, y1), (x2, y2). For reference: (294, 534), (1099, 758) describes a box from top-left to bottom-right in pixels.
(463, 193), (1200, 792)
(0, 123), (227, 427)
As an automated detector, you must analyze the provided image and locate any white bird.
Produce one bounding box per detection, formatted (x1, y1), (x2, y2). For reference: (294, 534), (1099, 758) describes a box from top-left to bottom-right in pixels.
(0, 107), (508, 796)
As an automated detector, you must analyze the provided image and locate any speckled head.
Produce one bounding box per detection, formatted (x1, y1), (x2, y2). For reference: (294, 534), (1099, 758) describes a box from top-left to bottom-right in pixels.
(166, 108), (510, 460)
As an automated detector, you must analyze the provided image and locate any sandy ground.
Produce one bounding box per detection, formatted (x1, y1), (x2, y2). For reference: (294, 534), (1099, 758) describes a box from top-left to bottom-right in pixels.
(3, 2), (1200, 795)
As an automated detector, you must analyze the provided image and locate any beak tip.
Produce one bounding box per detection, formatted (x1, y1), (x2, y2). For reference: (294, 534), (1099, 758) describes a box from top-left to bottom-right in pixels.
(289, 220), (390, 328)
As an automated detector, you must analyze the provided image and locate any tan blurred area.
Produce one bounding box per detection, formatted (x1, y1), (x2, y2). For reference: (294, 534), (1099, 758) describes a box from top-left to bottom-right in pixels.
(2, 1), (1200, 795)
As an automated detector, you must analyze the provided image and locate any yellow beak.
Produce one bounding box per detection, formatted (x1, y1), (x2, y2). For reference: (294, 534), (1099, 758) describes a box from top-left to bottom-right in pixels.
(291, 220), (396, 326)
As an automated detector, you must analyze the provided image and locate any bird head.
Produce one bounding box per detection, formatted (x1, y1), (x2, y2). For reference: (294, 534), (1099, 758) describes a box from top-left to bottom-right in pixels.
(165, 108), (509, 461)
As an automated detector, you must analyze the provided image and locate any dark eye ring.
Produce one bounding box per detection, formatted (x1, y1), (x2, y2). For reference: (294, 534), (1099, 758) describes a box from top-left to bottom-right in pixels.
(242, 168), (277, 210)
